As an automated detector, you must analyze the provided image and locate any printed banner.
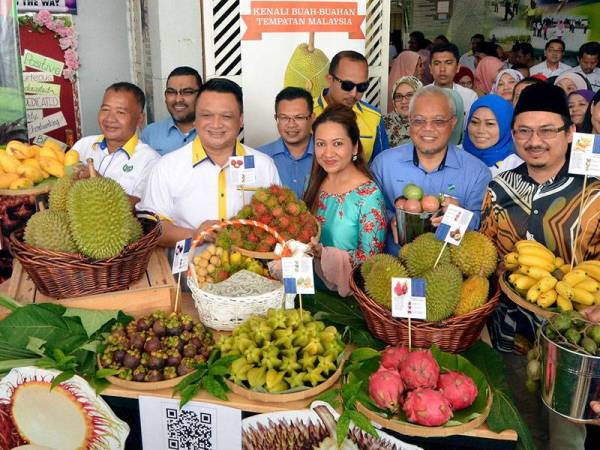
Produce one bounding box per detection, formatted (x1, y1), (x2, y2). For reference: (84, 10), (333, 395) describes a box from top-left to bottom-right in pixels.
(16, 0), (77, 14)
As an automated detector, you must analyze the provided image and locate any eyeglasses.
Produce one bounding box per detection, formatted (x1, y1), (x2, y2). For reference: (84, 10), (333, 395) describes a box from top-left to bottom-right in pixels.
(513, 125), (568, 141)
(331, 74), (370, 93)
(409, 117), (454, 128)
(164, 88), (199, 98)
(393, 92), (415, 103)
(275, 114), (311, 124)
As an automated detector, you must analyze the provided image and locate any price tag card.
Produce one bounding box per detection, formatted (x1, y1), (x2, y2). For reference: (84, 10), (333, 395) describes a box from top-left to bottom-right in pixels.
(228, 155), (256, 185)
(391, 277), (426, 319)
(569, 132), (600, 176)
(281, 256), (315, 294)
(434, 204), (473, 245)
(139, 396), (241, 450)
(172, 237), (192, 274)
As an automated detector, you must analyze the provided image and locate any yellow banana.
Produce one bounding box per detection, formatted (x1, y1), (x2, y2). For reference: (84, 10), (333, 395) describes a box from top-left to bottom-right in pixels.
(504, 252), (519, 265)
(9, 177), (33, 190)
(581, 260), (600, 267)
(559, 264), (572, 274)
(556, 294), (573, 311)
(6, 140), (34, 159)
(537, 290), (557, 308)
(578, 264), (600, 282)
(23, 158), (41, 169)
(517, 254), (555, 272)
(0, 173), (20, 189)
(42, 139), (64, 154)
(39, 146), (58, 161)
(575, 278), (600, 293)
(0, 152), (21, 173)
(514, 239), (548, 251)
(518, 246), (556, 263)
(555, 256), (565, 267)
(30, 145), (40, 159)
(516, 265), (530, 275)
(539, 276), (558, 292)
(525, 266), (552, 280)
(572, 287), (595, 305)
(563, 270), (588, 287)
(64, 149), (80, 166)
(556, 281), (575, 301)
(16, 164), (44, 183)
(594, 291), (600, 305)
(526, 283), (543, 302)
(51, 147), (65, 164)
(509, 274), (538, 290)
(39, 156), (65, 178)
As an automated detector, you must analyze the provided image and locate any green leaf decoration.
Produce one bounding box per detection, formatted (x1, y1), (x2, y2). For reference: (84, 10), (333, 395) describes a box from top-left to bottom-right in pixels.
(51, 370), (75, 389)
(63, 308), (121, 338)
(336, 410), (351, 448)
(0, 294), (22, 311)
(347, 410), (378, 438)
(316, 388), (341, 409)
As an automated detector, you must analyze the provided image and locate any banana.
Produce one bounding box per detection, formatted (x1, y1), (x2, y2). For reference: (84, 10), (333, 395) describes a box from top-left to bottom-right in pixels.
(578, 264), (600, 282)
(30, 145), (41, 159)
(42, 139), (64, 154)
(504, 252), (519, 266)
(0, 173), (20, 189)
(16, 164), (44, 183)
(510, 274), (538, 290)
(572, 287), (595, 305)
(51, 146), (65, 164)
(0, 152), (21, 173)
(563, 270), (588, 287)
(559, 264), (572, 274)
(64, 149), (80, 166)
(39, 156), (65, 178)
(556, 294), (573, 311)
(9, 177), (33, 190)
(524, 266), (552, 280)
(39, 146), (59, 161)
(594, 291), (600, 305)
(515, 240), (555, 259)
(6, 140), (34, 159)
(517, 254), (555, 272)
(537, 289), (557, 308)
(526, 283), (543, 302)
(575, 278), (600, 293)
(555, 256), (565, 267)
(556, 281), (575, 301)
(514, 239), (547, 250)
(581, 260), (600, 267)
(518, 247), (556, 264)
(23, 158), (41, 169)
(516, 265), (530, 275)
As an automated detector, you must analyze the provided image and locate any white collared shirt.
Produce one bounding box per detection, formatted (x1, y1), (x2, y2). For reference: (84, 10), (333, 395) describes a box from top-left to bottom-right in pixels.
(73, 134), (160, 198)
(567, 65), (600, 92)
(136, 137), (281, 229)
(530, 61), (572, 78)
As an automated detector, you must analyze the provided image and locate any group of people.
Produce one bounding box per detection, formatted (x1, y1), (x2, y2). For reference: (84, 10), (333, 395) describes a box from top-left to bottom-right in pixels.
(70, 37), (600, 448)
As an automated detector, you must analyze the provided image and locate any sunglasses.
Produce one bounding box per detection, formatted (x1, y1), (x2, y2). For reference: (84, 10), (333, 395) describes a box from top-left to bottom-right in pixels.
(331, 74), (370, 93)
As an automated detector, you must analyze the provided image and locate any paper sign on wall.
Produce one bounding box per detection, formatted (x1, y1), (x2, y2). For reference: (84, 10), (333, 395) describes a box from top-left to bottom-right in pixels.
(228, 155), (256, 185)
(33, 134), (67, 150)
(25, 95), (61, 110)
(569, 132), (600, 176)
(22, 71), (54, 82)
(282, 256), (315, 294)
(391, 277), (427, 319)
(22, 49), (64, 77)
(27, 111), (67, 137)
(139, 396), (242, 450)
(26, 109), (43, 124)
(434, 204), (473, 246)
(24, 80), (61, 97)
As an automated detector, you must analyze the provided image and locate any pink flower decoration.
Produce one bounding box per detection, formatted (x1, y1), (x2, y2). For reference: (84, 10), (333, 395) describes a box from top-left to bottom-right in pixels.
(33, 10), (52, 26)
(62, 68), (76, 81)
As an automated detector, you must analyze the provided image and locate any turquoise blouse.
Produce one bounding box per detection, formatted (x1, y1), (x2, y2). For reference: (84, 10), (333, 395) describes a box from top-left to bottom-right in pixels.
(315, 180), (387, 265)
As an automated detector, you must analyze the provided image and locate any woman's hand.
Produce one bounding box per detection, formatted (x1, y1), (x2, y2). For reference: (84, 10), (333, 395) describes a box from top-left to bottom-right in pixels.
(581, 305), (600, 323)
(309, 236), (323, 259)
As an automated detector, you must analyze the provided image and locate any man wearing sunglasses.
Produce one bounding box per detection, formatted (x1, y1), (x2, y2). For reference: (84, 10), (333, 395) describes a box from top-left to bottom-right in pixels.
(481, 82), (600, 450)
(141, 66), (203, 156)
(313, 50), (389, 163)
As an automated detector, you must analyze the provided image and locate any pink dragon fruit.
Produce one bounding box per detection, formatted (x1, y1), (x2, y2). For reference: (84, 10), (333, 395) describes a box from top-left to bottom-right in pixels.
(380, 345), (410, 370)
(368, 368), (404, 412)
(403, 388), (453, 427)
(399, 350), (440, 390)
(437, 371), (479, 411)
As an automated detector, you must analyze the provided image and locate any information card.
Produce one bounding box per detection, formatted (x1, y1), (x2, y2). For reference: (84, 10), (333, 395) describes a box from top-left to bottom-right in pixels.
(569, 132), (600, 177)
(391, 277), (427, 320)
(282, 256), (315, 294)
(434, 204), (473, 246)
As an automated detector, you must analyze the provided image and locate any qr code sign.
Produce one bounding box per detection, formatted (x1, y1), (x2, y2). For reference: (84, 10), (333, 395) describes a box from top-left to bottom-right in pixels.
(165, 407), (215, 449)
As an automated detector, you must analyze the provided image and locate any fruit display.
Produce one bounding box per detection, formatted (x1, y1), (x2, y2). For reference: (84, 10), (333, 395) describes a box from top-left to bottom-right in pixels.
(0, 140), (78, 189)
(99, 311), (214, 382)
(192, 243), (268, 287)
(367, 346), (479, 427)
(24, 174), (144, 259)
(504, 240), (600, 311)
(215, 185), (319, 253)
(394, 183), (444, 215)
(362, 231), (497, 321)
(216, 309), (345, 393)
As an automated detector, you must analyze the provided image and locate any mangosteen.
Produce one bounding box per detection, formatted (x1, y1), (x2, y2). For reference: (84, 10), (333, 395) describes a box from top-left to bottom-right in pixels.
(166, 350), (182, 367)
(145, 369), (164, 382)
(177, 361), (196, 377)
(113, 349), (126, 364)
(163, 366), (178, 380)
(132, 366), (147, 382)
(136, 317), (151, 332)
(190, 336), (202, 348)
(129, 333), (145, 351)
(183, 343), (197, 358)
(181, 314), (194, 332)
(144, 336), (161, 353)
(194, 354), (206, 364)
(152, 319), (166, 337)
(122, 351), (141, 369)
(180, 330), (192, 343)
(118, 368), (133, 381)
(166, 322), (183, 337)
(148, 352), (165, 370)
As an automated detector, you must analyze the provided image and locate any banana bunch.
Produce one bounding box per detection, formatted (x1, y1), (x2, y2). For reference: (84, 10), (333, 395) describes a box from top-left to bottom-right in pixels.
(505, 240), (600, 311)
(0, 140), (79, 189)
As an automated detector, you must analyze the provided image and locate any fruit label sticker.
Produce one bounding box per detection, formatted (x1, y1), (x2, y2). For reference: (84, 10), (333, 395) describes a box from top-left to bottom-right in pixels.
(569, 132), (600, 176)
(282, 256), (315, 294)
(172, 237), (192, 274)
(391, 277), (426, 320)
(435, 204), (473, 246)
(228, 155), (256, 185)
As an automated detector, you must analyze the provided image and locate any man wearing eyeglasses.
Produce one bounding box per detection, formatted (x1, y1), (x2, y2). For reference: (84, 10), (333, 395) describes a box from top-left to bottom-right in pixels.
(313, 50), (388, 163)
(257, 87), (314, 198)
(372, 85), (491, 253)
(141, 66), (203, 156)
(530, 39), (571, 78)
(481, 82), (600, 450)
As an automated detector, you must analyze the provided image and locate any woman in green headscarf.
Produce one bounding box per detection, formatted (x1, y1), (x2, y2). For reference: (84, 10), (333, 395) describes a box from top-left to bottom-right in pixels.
(383, 76), (422, 147)
(446, 87), (465, 145)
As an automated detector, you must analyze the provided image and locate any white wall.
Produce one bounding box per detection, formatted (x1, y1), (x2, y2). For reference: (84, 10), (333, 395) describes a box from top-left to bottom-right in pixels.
(73, 0), (132, 136)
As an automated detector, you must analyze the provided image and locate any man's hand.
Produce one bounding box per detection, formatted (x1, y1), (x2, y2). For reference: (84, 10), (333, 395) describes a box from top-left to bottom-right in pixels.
(391, 217), (399, 244)
(581, 305), (600, 323)
(195, 220), (221, 242)
(431, 196), (461, 227)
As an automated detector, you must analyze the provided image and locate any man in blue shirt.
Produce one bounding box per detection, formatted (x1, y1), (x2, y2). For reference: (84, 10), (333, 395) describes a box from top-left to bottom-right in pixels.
(371, 85), (491, 253)
(141, 66), (202, 155)
(257, 87), (314, 199)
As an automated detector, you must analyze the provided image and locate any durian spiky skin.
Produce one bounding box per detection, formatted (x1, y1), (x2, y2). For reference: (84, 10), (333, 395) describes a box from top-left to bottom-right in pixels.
(450, 231), (498, 278)
(283, 43), (330, 98)
(242, 418), (328, 450)
(48, 174), (75, 211)
(24, 209), (77, 253)
(364, 259), (409, 308)
(405, 233), (451, 277)
(67, 177), (131, 260)
(126, 215), (144, 245)
(360, 254), (401, 280)
(423, 263), (462, 322)
(399, 242), (412, 263)
(455, 275), (490, 316)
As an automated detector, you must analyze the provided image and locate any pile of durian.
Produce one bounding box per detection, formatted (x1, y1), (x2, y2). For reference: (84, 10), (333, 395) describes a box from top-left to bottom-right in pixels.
(361, 231), (498, 321)
(24, 173), (143, 260)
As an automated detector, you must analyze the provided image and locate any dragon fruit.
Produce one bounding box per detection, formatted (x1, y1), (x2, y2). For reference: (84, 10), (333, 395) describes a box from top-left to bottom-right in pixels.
(368, 368), (404, 412)
(380, 345), (410, 370)
(437, 371), (479, 411)
(402, 388), (453, 427)
(399, 350), (440, 390)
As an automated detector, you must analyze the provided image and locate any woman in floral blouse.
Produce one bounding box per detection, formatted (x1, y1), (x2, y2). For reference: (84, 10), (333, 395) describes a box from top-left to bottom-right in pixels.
(304, 105), (387, 296)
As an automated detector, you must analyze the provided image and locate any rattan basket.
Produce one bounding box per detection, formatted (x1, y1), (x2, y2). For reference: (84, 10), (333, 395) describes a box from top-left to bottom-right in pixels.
(187, 219), (295, 331)
(9, 214), (161, 299)
(350, 267), (500, 353)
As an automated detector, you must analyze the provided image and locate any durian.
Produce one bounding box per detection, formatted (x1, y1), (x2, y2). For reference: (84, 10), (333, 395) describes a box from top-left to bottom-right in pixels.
(126, 215), (144, 244)
(283, 33), (330, 97)
(405, 233), (451, 277)
(364, 259), (409, 308)
(48, 174), (75, 211)
(24, 209), (77, 253)
(360, 253), (400, 279)
(450, 231), (498, 277)
(455, 275), (490, 316)
(399, 243), (412, 263)
(67, 177), (132, 260)
(423, 263), (462, 322)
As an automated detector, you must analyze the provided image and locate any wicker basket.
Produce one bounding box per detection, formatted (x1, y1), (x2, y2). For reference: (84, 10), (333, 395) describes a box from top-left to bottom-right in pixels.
(187, 219), (295, 331)
(9, 214), (161, 299)
(350, 268), (500, 353)
(499, 270), (556, 319)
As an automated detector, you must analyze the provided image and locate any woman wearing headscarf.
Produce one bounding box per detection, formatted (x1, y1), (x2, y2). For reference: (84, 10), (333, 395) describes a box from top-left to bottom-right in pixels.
(492, 68), (524, 102)
(454, 66), (475, 90)
(463, 94), (522, 177)
(554, 72), (590, 95)
(448, 88), (465, 146)
(581, 90), (600, 134)
(568, 90), (594, 131)
(387, 51), (424, 112)
(384, 76), (423, 147)
(474, 56), (505, 95)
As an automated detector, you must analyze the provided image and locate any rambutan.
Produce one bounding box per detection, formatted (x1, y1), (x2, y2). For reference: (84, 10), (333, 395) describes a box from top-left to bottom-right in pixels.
(247, 233), (259, 243)
(254, 189), (270, 203)
(265, 196), (279, 210)
(237, 205), (253, 219)
(256, 243), (272, 252)
(287, 223), (300, 236)
(286, 203), (301, 216)
(265, 235), (277, 246)
(252, 203), (268, 216)
(258, 214), (274, 225)
(278, 216), (291, 228)
(271, 206), (284, 218)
